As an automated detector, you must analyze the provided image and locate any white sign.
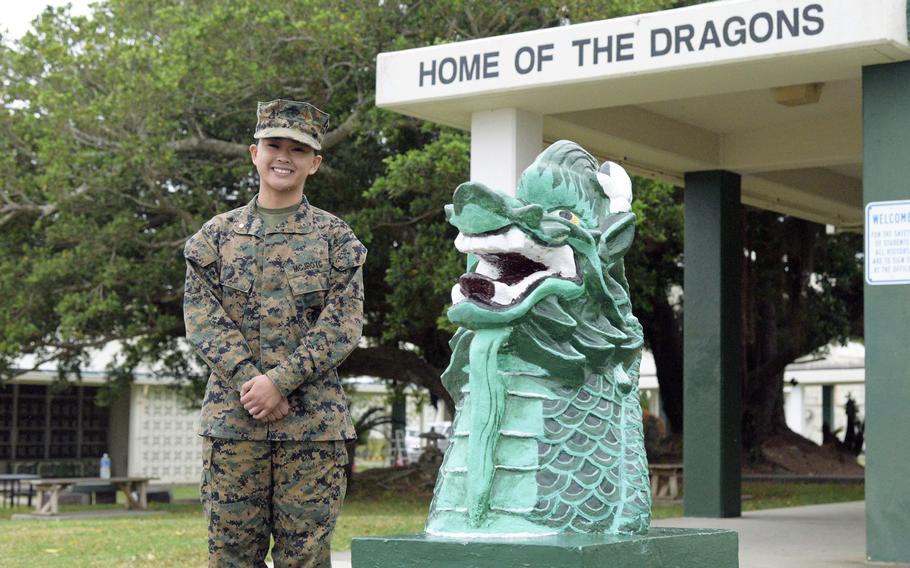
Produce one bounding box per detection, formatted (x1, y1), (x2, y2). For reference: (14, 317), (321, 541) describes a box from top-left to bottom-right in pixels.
(376, 0), (910, 107)
(866, 200), (910, 285)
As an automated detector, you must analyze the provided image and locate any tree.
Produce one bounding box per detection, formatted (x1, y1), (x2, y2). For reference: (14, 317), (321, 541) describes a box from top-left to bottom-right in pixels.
(0, 0), (682, 405)
(740, 210), (863, 449)
(627, 198), (865, 451)
(0, 0), (411, 392)
(344, 405), (393, 483)
(623, 181), (685, 433)
(344, 131), (469, 412)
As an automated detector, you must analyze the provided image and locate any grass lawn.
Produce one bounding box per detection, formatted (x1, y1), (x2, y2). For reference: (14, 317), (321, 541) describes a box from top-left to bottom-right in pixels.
(0, 481), (864, 567)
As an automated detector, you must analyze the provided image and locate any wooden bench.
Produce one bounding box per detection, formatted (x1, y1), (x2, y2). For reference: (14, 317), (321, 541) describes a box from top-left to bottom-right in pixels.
(24, 477), (155, 516)
(69, 482), (117, 504)
(650, 463), (683, 501)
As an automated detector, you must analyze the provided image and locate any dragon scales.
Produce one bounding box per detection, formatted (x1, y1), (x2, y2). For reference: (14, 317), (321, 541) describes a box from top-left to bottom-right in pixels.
(426, 140), (651, 537)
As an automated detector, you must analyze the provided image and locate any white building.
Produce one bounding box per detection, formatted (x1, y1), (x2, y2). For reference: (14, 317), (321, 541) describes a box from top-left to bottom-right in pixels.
(782, 342), (865, 446)
(1, 340), (863, 481)
(637, 342), (865, 446)
(1, 343), (446, 482)
(1, 343), (204, 482)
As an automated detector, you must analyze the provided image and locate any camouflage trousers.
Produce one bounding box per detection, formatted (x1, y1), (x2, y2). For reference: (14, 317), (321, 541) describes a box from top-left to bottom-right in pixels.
(201, 437), (348, 568)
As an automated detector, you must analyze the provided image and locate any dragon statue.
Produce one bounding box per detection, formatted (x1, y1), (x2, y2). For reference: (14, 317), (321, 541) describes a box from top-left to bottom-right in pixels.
(426, 140), (650, 537)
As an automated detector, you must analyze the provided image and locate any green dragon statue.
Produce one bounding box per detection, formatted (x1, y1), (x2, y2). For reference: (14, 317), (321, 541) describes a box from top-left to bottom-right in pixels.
(426, 140), (650, 537)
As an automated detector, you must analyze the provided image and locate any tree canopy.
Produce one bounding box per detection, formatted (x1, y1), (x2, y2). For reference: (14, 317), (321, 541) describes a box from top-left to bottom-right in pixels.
(0, 0), (682, 397)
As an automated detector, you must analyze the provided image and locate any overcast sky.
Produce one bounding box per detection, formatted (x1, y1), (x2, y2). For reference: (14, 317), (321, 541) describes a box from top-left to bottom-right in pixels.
(1, 0), (93, 40)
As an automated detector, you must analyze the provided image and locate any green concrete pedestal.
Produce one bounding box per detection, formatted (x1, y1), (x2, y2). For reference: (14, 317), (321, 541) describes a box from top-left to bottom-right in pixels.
(352, 528), (738, 568)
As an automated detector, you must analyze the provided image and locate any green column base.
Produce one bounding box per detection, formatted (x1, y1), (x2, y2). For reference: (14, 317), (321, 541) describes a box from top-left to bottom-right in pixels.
(352, 528), (738, 568)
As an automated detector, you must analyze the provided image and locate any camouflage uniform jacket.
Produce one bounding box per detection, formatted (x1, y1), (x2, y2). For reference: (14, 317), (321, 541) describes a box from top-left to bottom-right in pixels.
(183, 195), (366, 441)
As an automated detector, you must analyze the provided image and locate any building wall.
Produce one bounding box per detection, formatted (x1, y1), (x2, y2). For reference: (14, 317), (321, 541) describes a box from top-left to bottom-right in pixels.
(127, 384), (202, 484)
(0, 382), (111, 476)
(124, 381), (446, 482)
(785, 383), (866, 446)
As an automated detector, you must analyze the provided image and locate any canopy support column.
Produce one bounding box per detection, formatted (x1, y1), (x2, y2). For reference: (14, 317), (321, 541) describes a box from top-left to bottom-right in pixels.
(863, 60), (910, 563)
(683, 170), (743, 518)
(470, 109), (542, 196)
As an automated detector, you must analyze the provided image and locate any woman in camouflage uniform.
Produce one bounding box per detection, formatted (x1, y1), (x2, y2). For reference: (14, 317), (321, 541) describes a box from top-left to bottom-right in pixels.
(183, 99), (366, 568)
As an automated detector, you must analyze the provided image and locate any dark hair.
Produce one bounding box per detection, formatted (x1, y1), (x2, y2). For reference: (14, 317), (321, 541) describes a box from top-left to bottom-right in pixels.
(254, 137), (319, 155)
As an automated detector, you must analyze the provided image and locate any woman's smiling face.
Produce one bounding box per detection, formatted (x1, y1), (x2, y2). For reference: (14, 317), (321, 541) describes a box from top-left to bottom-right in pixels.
(249, 137), (322, 195)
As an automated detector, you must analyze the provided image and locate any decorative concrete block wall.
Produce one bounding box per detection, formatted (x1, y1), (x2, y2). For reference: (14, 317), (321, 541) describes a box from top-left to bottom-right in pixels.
(128, 384), (202, 483)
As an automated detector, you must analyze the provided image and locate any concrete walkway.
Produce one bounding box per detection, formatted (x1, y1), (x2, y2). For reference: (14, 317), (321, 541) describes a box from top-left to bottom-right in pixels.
(653, 501), (908, 568)
(334, 501), (910, 567)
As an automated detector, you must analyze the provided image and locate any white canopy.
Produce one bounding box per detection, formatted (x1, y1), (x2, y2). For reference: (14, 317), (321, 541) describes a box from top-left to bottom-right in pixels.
(377, 0), (910, 229)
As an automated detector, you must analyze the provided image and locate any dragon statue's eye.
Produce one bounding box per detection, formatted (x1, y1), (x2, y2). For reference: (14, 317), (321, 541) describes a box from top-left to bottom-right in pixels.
(557, 210), (581, 225)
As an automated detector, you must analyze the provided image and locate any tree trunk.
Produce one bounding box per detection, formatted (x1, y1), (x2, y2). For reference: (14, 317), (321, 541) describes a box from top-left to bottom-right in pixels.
(339, 344), (454, 413)
(641, 296), (684, 434)
(741, 213), (817, 450)
(743, 368), (788, 450)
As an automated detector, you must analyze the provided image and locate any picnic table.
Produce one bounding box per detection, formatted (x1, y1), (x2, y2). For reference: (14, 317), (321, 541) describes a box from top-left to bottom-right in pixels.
(649, 463), (683, 501)
(0, 474), (39, 507)
(24, 477), (155, 516)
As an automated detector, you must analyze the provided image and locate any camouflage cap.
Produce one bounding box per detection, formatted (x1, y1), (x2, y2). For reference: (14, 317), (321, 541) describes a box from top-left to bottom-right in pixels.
(254, 99), (330, 150)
